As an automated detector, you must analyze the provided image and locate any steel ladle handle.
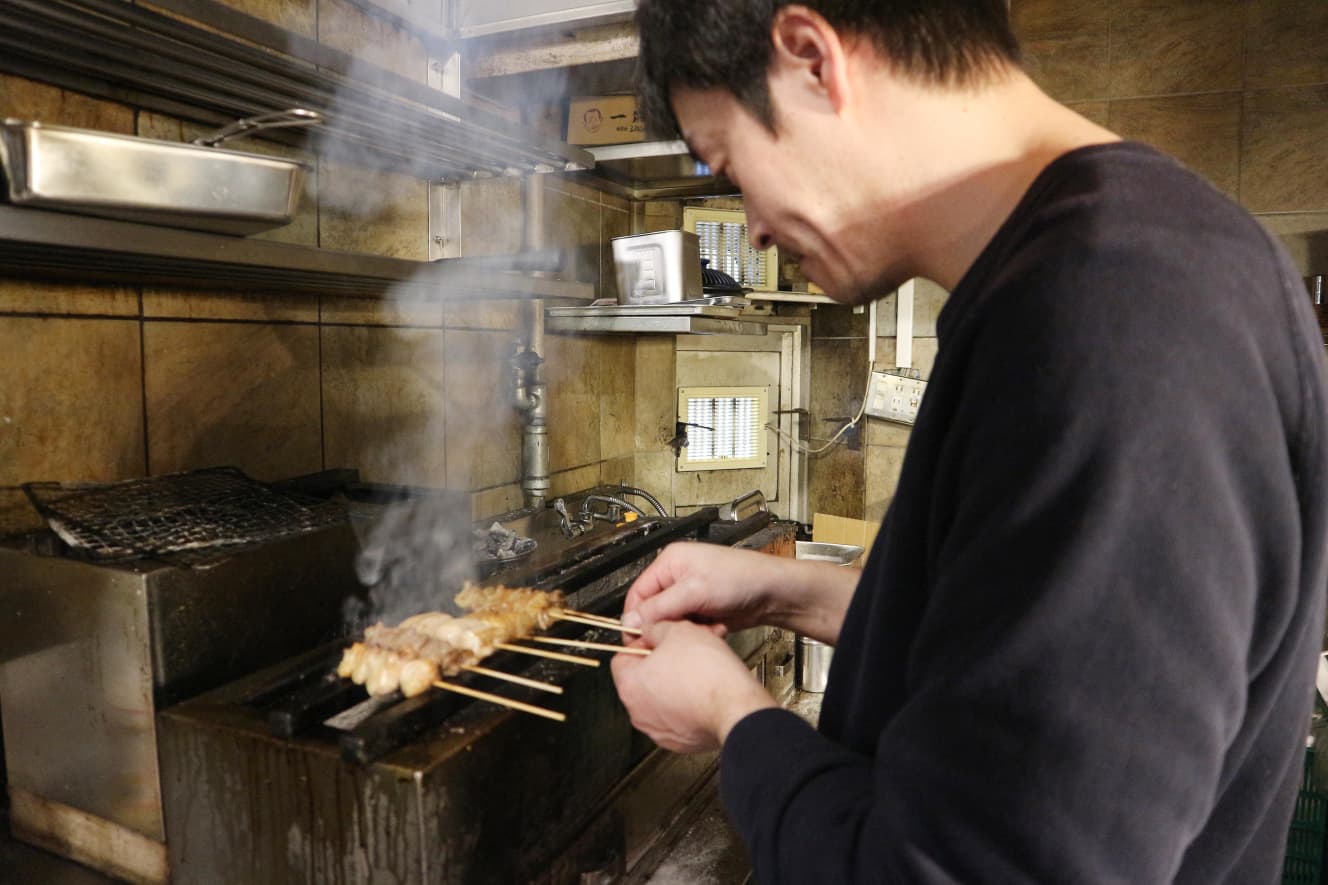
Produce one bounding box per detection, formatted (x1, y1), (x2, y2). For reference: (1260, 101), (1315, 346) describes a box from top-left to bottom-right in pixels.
(192, 108), (324, 148)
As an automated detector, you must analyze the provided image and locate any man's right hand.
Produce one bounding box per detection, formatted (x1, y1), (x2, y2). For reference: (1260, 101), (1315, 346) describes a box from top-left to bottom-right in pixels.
(621, 541), (860, 645)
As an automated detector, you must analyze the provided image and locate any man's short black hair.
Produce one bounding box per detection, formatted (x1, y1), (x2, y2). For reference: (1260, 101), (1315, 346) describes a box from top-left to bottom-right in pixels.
(635, 0), (1021, 139)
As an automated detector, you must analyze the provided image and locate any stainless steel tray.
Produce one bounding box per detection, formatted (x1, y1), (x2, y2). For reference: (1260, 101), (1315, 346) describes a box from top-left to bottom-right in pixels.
(0, 120), (306, 235)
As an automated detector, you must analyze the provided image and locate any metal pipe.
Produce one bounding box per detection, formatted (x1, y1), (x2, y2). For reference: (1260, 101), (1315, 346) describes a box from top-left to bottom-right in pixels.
(515, 174), (550, 509)
(612, 485), (668, 518)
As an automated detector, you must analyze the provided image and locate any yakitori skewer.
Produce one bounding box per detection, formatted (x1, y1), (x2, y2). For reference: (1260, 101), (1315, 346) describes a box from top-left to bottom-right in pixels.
(533, 636), (652, 656)
(432, 680), (565, 722)
(461, 665), (564, 695)
(553, 612), (643, 635)
(561, 608), (625, 625)
(495, 641), (600, 667)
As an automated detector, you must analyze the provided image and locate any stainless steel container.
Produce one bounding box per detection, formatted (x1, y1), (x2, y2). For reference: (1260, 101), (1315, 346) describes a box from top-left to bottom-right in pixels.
(0, 119), (307, 235)
(612, 230), (704, 305)
(793, 541), (863, 692)
(797, 635), (833, 693)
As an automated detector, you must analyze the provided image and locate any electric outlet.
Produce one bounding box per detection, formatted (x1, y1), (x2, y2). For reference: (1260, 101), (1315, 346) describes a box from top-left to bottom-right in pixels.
(865, 371), (927, 425)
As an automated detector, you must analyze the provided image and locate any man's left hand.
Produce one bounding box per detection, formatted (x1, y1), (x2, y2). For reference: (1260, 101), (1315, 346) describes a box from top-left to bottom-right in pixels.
(610, 620), (777, 754)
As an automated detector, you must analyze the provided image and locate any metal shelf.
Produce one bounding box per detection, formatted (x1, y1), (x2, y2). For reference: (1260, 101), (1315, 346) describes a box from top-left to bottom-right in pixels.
(0, 206), (594, 301)
(0, 0), (595, 182)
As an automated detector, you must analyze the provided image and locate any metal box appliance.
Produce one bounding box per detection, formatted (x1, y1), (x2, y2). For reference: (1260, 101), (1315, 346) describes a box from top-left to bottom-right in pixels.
(0, 519), (369, 883)
(612, 230), (704, 305)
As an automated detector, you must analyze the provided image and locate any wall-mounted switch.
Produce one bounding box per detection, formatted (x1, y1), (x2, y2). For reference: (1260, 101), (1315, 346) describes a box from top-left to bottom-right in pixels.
(865, 371), (927, 425)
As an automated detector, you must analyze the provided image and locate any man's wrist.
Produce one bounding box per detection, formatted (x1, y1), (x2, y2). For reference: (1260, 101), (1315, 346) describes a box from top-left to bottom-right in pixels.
(714, 687), (778, 746)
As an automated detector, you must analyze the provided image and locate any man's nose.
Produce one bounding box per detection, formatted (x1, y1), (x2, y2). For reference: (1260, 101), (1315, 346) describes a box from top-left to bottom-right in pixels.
(747, 219), (774, 251)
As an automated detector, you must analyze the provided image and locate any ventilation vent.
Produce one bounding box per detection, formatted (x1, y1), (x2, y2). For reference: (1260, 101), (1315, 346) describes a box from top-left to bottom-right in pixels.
(678, 386), (769, 471)
(684, 207), (777, 291)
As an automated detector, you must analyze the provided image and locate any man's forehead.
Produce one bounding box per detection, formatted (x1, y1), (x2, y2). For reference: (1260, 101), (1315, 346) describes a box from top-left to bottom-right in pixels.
(672, 88), (738, 152)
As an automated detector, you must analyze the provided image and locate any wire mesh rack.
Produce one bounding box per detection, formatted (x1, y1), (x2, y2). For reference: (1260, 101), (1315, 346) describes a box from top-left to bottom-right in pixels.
(23, 466), (347, 565)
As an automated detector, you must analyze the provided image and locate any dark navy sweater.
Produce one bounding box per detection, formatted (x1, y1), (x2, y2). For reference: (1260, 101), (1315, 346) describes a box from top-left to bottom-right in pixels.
(721, 143), (1328, 884)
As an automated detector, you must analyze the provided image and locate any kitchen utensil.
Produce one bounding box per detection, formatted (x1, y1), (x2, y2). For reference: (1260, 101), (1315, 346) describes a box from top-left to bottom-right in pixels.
(793, 540), (863, 692)
(0, 109), (319, 235)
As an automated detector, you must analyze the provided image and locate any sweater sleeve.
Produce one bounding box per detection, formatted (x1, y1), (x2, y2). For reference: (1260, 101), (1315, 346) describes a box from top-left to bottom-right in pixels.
(718, 256), (1304, 883)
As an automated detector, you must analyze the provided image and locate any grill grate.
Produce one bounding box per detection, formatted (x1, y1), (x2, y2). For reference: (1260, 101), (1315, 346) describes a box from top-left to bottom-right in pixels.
(23, 466), (347, 564)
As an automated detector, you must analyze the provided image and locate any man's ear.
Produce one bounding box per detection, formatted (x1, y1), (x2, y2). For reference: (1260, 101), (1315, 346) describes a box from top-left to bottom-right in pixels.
(770, 5), (852, 113)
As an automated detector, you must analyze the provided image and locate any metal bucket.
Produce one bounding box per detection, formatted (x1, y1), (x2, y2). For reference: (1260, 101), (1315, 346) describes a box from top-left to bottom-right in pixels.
(793, 540), (863, 691)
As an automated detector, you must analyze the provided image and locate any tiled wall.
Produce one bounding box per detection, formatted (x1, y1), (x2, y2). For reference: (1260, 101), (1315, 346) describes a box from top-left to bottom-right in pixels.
(805, 0), (1328, 523)
(1014, 0), (1328, 269)
(0, 0), (652, 531)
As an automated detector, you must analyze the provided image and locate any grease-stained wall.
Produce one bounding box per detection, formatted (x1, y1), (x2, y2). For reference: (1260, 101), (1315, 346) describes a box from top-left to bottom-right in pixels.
(0, 0), (672, 533)
(804, 0), (1328, 524)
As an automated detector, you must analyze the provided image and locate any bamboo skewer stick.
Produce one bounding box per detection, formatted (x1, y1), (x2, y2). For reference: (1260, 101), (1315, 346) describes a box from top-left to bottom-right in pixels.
(496, 641), (600, 667)
(562, 608), (623, 625)
(533, 636), (652, 656)
(554, 612), (643, 635)
(432, 680), (566, 722)
(461, 665), (563, 695)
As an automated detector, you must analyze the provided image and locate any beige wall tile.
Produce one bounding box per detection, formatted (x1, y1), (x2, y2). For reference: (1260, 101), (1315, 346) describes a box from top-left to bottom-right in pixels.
(546, 177), (605, 206)
(811, 338), (869, 431)
(142, 289), (316, 323)
(640, 200), (683, 234)
(808, 445), (865, 521)
(633, 450), (676, 514)
(442, 328), (521, 490)
(459, 176), (525, 257)
(321, 325), (448, 486)
(634, 336), (677, 452)
(549, 463), (601, 498)
(0, 281), (137, 317)
(544, 333), (602, 471)
(542, 187), (603, 294)
(1021, 33), (1111, 102)
(136, 112), (319, 248)
(597, 337), (636, 461)
(214, 0), (316, 39)
(443, 299), (524, 330)
(863, 415), (914, 448)
(811, 304), (869, 339)
(143, 322), (321, 480)
(1242, 86), (1328, 213)
(600, 206), (631, 302)
(0, 74), (133, 132)
(1011, 0), (1111, 39)
(0, 317), (144, 484)
(1109, 93), (1242, 199)
(1109, 0), (1245, 98)
(321, 295), (443, 327)
(1246, 0), (1328, 90)
(599, 456), (635, 489)
(674, 461), (779, 509)
(864, 445), (908, 525)
(1257, 212), (1328, 275)
(471, 482), (523, 520)
(318, 0), (428, 82)
(873, 279), (949, 338)
(1067, 101), (1112, 129)
(319, 160), (429, 259)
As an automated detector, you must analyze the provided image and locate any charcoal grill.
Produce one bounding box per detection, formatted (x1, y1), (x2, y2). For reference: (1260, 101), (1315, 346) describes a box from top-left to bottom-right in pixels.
(156, 497), (794, 885)
(1, 472), (792, 884)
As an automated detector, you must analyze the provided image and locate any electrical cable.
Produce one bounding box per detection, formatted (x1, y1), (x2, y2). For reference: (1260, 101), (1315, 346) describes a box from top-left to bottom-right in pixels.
(767, 359), (876, 456)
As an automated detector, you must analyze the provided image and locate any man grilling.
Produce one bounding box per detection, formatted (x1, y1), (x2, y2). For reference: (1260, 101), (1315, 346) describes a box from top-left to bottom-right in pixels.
(609, 2), (1328, 882)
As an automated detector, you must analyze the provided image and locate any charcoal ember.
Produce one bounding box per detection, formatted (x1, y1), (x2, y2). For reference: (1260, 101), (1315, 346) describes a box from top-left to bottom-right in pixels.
(472, 522), (535, 561)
